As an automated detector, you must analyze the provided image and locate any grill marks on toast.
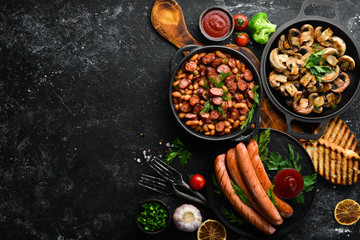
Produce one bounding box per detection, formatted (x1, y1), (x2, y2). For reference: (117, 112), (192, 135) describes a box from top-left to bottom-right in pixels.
(303, 117), (360, 185)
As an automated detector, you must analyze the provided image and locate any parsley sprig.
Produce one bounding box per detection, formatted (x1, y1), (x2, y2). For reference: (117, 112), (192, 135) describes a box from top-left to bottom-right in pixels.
(241, 85), (259, 130)
(137, 201), (169, 232)
(221, 206), (245, 225)
(231, 180), (251, 207)
(164, 138), (192, 167)
(253, 128), (271, 162)
(305, 49), (332, 82)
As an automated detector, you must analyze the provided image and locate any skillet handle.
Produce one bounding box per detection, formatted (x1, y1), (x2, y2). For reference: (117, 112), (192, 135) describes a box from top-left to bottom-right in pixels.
(285, 115), (328, 140)
(296, 0), (340, 24)
(231, 114), (261, 143)
(170, 45), (202, 73)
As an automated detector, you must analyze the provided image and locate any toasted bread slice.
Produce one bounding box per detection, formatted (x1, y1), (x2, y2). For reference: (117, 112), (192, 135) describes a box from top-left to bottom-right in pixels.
(302, 117), (360, 185)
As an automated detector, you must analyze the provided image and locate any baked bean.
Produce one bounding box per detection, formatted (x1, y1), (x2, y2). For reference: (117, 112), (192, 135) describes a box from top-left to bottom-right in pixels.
(198, 52), (206, 59)
(173, 80), (180, 87)
(188, 74), (194, 80)
(204, 131), (211, 135)
(233, 120), (240, 129)
(215, 51), (227, 59)
(248, 90), (254, 99)
(224, 121), (231, 127)
(172, 91), (182, 98)
(194, 82), (199, 90)
(179, 112), (185, 118)
(228, 118), (234, 124)
(190, 54), (198, 61)
(194, 126), (201, 132)
(234, 102), (247, 109)
(210, 129), (215, 135)
(208, 124), (215, 130)
(224, 128), (231, 134)
(232, 67), (239, 74)
(177, 69), (183, 75)
(185, 113), (197, 120)
(203, 124), (209, 132)
(186, 120), (199, 125)
(222, 85), (228, 92)
(241, 63), (246, 73)
(235, 60), (242, 69)
(239, 115), (247, 121)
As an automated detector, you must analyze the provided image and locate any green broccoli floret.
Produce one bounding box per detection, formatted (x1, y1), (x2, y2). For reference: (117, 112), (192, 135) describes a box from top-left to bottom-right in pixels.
(248, 12), (277, 44)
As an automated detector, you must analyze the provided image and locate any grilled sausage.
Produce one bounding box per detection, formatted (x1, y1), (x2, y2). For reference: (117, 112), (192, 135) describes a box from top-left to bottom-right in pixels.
(235, 143), (283, 226)
(212, 58), (223, 68)
(226, 148), (276, 224)
(211, 97), (223, 106)
(189, 95), (200, 106)
(226, 81), (238, 93)
(185, 61), (197, 72)
(237, 80), (248, 92)
(215, 121), (225, 132)
(202, 53), (216, 64)
(217, 64), (231, 74)
(210, 110), (220, 120)
(214, 154), (276, 235)
(247, 139), (294, 218)
(244, 69), (253, 81)
(180, 102), (192, 113)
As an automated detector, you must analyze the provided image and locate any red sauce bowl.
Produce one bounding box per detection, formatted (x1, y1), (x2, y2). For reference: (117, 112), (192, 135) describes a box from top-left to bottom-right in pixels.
(199, 7), (234, 42)
(274, 169), (304, 199)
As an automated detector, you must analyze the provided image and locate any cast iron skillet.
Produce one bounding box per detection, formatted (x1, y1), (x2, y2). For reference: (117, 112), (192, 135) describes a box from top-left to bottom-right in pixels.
(260, 0), (360, 140)
(169, 45), (262, 142)
(206, 128), (316, 238)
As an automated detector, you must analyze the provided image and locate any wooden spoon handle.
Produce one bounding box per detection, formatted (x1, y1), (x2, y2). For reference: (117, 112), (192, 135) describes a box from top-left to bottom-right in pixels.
(151, 0), (203, 48)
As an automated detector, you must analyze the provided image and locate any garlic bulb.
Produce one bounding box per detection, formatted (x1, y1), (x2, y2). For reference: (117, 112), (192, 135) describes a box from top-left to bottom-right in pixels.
(172, 204), (202, 232)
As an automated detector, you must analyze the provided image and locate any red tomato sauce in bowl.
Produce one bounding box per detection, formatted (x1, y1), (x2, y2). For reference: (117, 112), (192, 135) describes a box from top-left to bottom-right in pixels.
(274, 169), (304, 199)
(199, 7), (233, 41)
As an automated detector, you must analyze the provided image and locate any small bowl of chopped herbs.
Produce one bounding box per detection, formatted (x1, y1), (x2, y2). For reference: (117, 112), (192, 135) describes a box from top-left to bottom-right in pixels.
(135, 199), (171, 234)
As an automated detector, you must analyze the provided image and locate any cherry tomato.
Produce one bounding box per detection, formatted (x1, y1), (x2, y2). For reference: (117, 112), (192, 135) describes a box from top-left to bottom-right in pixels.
(235, 32), (249, 46)
(233, 14), (248, 31)
(189, 174), (206, 190)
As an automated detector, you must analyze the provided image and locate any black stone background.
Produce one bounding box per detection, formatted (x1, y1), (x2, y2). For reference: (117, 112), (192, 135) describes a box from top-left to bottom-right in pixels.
(1, 0), (360, 239)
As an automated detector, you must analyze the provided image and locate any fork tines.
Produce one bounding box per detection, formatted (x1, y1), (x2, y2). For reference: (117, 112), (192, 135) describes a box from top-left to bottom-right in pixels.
(139, 173), (170, 195)
(148, 157), (176, 181)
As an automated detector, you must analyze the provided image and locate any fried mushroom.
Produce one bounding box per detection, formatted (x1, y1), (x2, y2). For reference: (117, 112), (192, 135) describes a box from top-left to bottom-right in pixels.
(331, 72), (350, 93)
(288, 28), (301, 52)
(338, 55), (355, 71)
(269, 48), (287, 72)
(315, 27), (333, 47)
(269, 71), (287, 89)
(301, 24), (315, 46)
(292, 91), (314, 115)
(330, 36), (346, 56)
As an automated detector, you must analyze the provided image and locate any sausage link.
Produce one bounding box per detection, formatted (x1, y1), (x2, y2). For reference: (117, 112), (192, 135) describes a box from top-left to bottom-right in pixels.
(247, 139), (294, 218)
(217, 64), (231, 74)
(214, 154), (276, 235)
(226, 148), (275, 224)
(235, 143), (283, 226)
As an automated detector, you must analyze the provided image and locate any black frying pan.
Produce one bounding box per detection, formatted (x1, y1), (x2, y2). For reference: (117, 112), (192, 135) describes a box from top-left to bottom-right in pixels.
(169, 45), (262, 142)
(260, 0), (360, 140)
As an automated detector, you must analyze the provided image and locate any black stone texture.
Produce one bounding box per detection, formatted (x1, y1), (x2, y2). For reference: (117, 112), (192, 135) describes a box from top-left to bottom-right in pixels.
(0, 0), (360, 239)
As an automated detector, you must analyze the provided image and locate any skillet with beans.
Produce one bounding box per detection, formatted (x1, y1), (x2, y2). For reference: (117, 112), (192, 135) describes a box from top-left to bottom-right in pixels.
(171, 50), (259, 136)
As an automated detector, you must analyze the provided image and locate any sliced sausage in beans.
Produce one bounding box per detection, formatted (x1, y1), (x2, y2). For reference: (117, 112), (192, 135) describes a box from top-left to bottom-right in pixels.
(202, 53), (216, 64)
(201, 112), (211, 123)
(207, 67), (217, 77)
(215, 121), (225, 132)
(180, 102), (192, 113)
(179, 79), (190, 89)
(208, 88), (223, 97)
(212, 58), (223, 68)
(211, 97), (223, 106)
(238, 103), (249, 115)
(228, 58), (236, 68)
(189, 95), (200, 106)
(210, 110), (220, 120)
(184, 61), (197, 72)
(226, 81), (237, 93)
(237, 80), (248, 91)
(232, 93), (244, 102)
(192, 103), (203, 114)
(217, 64), (231, 74)
(224, 74), (236, 83)
(230, 108), (240, 121)
(244, 69), (253, 81)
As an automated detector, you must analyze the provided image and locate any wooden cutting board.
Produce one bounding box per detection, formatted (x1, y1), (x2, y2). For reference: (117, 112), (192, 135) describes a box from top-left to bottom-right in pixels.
(151, 0), (290, 132)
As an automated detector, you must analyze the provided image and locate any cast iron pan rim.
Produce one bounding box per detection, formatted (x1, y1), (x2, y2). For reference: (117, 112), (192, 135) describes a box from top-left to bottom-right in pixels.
(206, 128), (317, 238)
(169, 45), (263, 141)
(260, 16), (360, 121)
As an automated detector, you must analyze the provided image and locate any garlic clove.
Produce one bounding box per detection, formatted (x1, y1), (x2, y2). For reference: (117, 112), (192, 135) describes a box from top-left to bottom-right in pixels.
(173, 204), (202, 232)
